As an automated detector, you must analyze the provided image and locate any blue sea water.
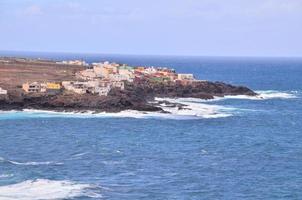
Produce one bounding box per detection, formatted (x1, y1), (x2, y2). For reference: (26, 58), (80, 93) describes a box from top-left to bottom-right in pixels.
(0, 52), (302, 199)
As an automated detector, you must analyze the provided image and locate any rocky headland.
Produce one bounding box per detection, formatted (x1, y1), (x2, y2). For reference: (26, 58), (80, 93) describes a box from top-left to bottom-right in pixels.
(0, 57), (257, 113)
(0, 81), (256, 113)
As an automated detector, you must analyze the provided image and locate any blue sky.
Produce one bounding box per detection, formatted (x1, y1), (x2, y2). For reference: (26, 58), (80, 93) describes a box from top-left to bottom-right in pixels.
(0, 0), (301, 57)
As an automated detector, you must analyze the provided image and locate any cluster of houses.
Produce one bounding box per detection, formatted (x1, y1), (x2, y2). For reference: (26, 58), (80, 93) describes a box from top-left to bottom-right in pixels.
(76, 61), (134, 82)
(20, 61), (196, 96)
(77, 61), (195, 83)
(62, 80), (124, 96)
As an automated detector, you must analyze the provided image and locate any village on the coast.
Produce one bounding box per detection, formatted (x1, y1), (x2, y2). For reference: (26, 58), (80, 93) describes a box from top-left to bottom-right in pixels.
(0, 59), (200, 97)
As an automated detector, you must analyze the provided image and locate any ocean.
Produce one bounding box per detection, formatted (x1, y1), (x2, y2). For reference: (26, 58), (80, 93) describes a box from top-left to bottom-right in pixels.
(0, 52), (302, 199)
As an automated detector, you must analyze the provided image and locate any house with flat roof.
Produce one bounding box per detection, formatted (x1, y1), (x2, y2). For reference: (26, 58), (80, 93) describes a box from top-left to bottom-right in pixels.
(22, 82), (47, 93)
(177, 74), (194, 80)
(0, 87), (7, 95)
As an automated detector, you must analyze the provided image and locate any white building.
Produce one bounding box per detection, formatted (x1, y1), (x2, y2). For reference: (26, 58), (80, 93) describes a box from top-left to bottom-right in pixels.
(58, 60), (88, 66)
(76, 69), (97, 80)
(62, 81), (87, 94)
(108, 74), (128, 82)
(144, 67), (157, 74)
(22, 82), (47, 93)
(0, 87), (7, 95)
(112, 81), (125, 90)
(177, 74), (194, 80)
(95, 86), (111, 96)
(118, 67), (134, 82)
(93, 65), (116, 78)
(62, 80), (113, 96)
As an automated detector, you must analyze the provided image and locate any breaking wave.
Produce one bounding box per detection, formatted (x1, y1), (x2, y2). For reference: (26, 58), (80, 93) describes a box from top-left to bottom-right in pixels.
(0, 105), (233, 120)
(218, 90), (299, 101)
(0, 157), (63, 166)
(0, 90), (297, 120)
(0, 179), (102, 200)
(155, 97), (234, 119)
(66, 152), (90, 161)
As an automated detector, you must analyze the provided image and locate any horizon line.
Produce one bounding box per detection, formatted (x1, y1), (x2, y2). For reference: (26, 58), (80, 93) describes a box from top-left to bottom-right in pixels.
(0, 49), (302, 60)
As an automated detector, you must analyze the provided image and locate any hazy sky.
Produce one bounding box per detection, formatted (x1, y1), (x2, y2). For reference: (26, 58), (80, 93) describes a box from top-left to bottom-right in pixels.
(1, 0), (301, 57)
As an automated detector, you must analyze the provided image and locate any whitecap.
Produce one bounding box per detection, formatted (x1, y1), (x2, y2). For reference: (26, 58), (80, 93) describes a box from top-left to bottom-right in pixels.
(0, 157), (63, 166)
(101, 160), (124, 165)
(71, 152), (89, 158)
(201, 149), (208, 154)
(168, 91), (299, 102)
(216, 90), (298, 101)
(7, 160), (63, 166)
(0, 179), (102, 200)
(66, 152), (90, 161)
(255, 90), (298, 99)
(0, 174), (14, 179)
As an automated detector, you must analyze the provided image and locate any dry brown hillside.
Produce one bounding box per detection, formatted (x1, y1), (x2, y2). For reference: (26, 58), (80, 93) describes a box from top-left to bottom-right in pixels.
(0, 58), (84, 90)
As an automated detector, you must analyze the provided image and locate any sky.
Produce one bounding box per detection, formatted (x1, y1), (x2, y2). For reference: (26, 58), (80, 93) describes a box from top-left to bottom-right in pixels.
(0, 0), (301, 57)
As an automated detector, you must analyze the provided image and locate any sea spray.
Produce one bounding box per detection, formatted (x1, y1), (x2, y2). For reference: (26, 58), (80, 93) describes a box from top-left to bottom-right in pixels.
(0, 179), (102, 200)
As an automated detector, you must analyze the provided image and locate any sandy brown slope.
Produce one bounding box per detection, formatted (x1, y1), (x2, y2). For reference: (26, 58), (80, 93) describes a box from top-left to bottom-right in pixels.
(0, 58), (84, 91)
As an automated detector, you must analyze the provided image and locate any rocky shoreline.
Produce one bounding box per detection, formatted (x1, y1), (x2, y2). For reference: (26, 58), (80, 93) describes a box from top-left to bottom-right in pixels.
(0, 81), (257, 113)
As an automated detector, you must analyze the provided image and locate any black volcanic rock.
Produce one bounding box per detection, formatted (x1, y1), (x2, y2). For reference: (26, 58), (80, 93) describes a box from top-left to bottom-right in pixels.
(125, 81), (256, 99)
(0, 81), (257, 113)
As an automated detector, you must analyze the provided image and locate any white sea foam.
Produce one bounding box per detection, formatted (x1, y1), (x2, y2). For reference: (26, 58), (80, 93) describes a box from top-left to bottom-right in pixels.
(4, 106), (232, 120)
(170, 91), (298, 102)
(67, 152), (90, 161)
(0, 157), (63, 166)
(0, 179), (102, 200)
(71, 152), (89, 158)
(255, 90), (298, 99)
(7, 160), (63, 166)
(0, 90), (297, 120)
(154, 90), (298, 104)
(155, 97), (234, 119)
(218, 90), (298, 101)
(0, 174), (13, 179)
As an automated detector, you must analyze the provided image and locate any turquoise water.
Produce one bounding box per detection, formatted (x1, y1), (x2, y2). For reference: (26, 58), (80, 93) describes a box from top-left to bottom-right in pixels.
(0, 54), (302, 199)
